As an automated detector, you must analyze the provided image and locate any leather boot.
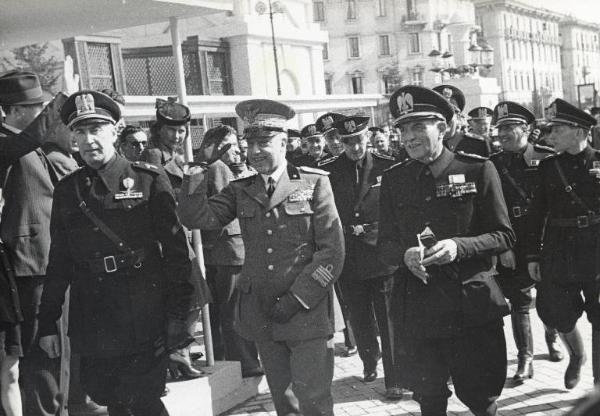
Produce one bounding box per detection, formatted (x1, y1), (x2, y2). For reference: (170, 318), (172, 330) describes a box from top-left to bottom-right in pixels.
(593, 330), (600, 385)
(544, 325), (564, 362)
(559, 328), (586, 389)
(511, 312), (534, 383)
(168, 347), (205, 379)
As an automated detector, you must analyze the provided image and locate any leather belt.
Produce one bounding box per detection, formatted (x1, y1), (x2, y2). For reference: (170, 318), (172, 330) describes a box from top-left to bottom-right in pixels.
(548, 214), (600, 229)
(80, 248), (146, 274)
(345, 223), (375, 236)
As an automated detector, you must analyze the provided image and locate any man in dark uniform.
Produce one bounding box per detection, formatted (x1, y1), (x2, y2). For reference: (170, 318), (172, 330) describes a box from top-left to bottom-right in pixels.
(316, 112), (346, 157)
(37, 90), (194, 416)
(433, 85), (491, 157)
(467, 106), (501, 154)
(292, 124), (332, 168)
(320, 115), (404, 400)
(177, 99), (344, 416)
(589, 107), (600, 150)
(526, 98), (600, 389)
(285, 128), (303, 162)
(378, 85), (515, 416)
(489, 101), (563, 384)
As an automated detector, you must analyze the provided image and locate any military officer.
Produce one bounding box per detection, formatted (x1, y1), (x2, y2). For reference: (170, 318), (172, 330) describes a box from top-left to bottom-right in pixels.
(378, 85), (515, 416)
(489, 101), (563, 385)
(285, 128), (303, 162)
(292, 123), (333, 168)
(177, 99), (345, 416)
(526, 98), (600, 389)
(433, 84), (491, 157)
(467, 107), (493, 138)
(37, 90), (194, 416)
(316, 112), (346, 157)
(320, 115), (403, 399)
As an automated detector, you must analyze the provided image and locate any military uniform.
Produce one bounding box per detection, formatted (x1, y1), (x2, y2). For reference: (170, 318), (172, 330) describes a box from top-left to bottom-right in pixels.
(37, 91), (193, 416)
(178, 99), (344, 416)
(379, 86), (515, 416)
(445, 130), (491, 157)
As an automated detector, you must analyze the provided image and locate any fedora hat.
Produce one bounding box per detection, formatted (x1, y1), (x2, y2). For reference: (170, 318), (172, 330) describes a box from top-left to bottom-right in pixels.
(0, 70), (46, 106)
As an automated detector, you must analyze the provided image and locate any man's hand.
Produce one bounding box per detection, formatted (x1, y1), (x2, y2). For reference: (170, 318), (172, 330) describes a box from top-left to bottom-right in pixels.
(499, 249), (517, 270)
(421, 239), (458, 267)
(269, 293), (303, 324)
(62, 56), (80, 96)
(404, 246), (429, 284)
(528, 262), (541, 282)
(39, 335), (61, 358)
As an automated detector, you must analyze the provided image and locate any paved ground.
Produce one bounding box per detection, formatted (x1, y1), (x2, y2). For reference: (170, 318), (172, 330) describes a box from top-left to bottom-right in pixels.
(224, 306), (598, 416)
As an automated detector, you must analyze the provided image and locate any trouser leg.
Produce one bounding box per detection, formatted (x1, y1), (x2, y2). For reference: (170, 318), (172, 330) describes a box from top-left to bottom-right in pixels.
(544, 325), (564, 362)
(592, 330), (600, 385)
(205, 265), (224, 360)
(334, 282), (356, 350)
(559, 327), (586, 389)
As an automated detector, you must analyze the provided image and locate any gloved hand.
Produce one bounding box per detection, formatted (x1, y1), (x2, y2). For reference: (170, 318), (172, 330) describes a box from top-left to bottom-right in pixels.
(166, 319), (195, 353)
(269, 292), (304, 324)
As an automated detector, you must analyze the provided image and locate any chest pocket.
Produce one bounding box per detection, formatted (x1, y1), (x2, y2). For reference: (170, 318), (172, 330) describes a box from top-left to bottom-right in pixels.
(283, 200), (314, 216)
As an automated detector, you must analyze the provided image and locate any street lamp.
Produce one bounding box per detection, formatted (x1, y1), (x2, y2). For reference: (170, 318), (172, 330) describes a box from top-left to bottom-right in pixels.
(256, 0), (284, 95)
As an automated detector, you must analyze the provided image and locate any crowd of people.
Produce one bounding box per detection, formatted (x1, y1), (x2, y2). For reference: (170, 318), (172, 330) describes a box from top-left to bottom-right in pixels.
(2, 65), (600, 416)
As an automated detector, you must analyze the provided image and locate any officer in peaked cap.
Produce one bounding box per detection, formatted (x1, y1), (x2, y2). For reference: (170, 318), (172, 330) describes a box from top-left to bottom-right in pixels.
(467, 107), (493, 137)
(433, 84), (465, 112)
(379, 85), (514, 416)
(285, 128), (303, 162)
(591, 107), (600, 149)
(178, 98), (344, 416)
(39, 90), (194, 416)
(489, 101), (564, 385)
(316, 112), (346, 157)
(321, 114), (404, 399)
(369, 126), (403, 160)
(526, 98), (600, 390)
(293, 123), (331, 168)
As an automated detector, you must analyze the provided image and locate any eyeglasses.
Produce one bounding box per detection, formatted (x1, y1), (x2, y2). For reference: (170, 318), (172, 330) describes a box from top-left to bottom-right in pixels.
(126, 141), (147, 149)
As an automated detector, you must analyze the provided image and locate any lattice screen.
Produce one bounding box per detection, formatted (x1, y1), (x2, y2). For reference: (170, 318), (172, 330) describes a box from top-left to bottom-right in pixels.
(87, 43), (115, 91)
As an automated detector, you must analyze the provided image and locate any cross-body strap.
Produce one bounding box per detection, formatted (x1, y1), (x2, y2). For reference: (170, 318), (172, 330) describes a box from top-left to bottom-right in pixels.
(498, 163), (530, 206)
(553, 158), (594, 214)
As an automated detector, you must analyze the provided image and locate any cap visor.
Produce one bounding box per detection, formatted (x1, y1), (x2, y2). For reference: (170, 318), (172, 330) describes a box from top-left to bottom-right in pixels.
(394, 112), (445, 126)
(495, 118), (528, 127)
(68, 114), (116, 128)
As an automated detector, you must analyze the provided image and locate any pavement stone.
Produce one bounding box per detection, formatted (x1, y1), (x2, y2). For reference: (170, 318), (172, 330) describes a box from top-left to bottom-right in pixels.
(224, 303), (597, 415)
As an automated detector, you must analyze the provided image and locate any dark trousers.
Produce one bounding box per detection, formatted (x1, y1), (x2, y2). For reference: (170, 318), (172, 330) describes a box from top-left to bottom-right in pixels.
(333, 282), (356, 349)
(256, 337), (334, 416)
(81, 351), (168, 416)
(16, 276), (63, 416)
(405, 320), (507, 416)
(339, 275), (401, 388)
(207, 265), (260, 371)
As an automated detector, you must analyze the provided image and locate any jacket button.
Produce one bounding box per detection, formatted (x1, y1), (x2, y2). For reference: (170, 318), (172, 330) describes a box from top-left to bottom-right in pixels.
(425, 196), (432, 202)
(267, 229), (273, 235)
(265, 212), (271, 218)
(267, 248), (273, 254)
(268, 265), (274, 270)
(355, 212), (360, 217)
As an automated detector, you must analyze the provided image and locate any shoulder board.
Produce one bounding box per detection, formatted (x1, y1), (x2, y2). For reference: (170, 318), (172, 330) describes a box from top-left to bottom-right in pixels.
(464, 132), (485, 142)
(61, 166), (84, 182)
(132, 161), (161, 173)
(372, 152), (395, 161)
(317, 155), (339, 167)
(232, 171), (258, 182)
(298, 166), (330, 175)
(456, 150), (489, 161)
(533, 144), (555, 154)
(384, 158), (414, 172)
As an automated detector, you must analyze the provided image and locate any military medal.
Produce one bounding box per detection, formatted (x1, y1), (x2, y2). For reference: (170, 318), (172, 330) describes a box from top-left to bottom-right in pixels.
(115, 177), (143, 200)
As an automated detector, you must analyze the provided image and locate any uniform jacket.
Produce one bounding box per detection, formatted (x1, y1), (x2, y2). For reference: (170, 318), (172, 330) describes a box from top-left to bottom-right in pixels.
(178, 163), (345, 342)
(445, 131), (491, 158)
(140, 147), (183, 192)
(490, 143), (553, 271)
(378, 148), (515, 338)
(37, 155), (193, 357)
(323, 151), (397, 280)
(526, 145), (600, 282)
(202, 160), (244, 266)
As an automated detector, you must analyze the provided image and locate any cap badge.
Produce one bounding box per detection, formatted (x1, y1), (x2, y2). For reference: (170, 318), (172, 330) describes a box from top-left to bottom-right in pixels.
(344, 120), (357, 133)
(308, 125), (317, 135)
(75, 93), (95, 116)
(497, 104), (509, 119)
(478, 108), (487, 119)
(242, 106), (261, 125)
(397, 92), (414, 114)
(322, 116), (334, 129)
(442, 88), (453, 99)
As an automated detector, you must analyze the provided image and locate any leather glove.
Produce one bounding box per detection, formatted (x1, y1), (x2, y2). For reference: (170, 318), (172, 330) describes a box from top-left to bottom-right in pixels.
(269, 292), (304, 324)
(166, 319), (195, 353)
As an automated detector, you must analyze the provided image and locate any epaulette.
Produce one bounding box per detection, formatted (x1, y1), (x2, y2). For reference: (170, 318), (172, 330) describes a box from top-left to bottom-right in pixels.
(232, 171), (258, 182)
(62, 166), (84, 182)
(384, 158), (414, 172)
(464, 132), (486, 142)
(372, 152), (395, 161)
(132, 161), (161, 173)
(317, 155), (339, 167)
(533, 144), (555, 154)
(298, 166), (330, 175)
(456, 150), (489, 161)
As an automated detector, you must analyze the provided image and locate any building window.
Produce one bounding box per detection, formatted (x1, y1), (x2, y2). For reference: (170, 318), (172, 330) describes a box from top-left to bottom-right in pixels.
(313, 1), (325, 22)
(406, 0), (415, 16)
(348, 37), (360, 58)
(379, 35), (391, 56)
(322, 43), (329, 60)
(346, 0), (357, 20)
(411, 69), (423, 86)
(447, 34), (453, 53)
(325, 78), (332, 95)
(351, 75), (363, 94)
(409, 33), (420, 53)
(376, 0), (386, 17)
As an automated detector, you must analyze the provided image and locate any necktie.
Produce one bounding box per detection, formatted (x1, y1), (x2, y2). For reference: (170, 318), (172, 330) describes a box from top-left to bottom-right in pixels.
(267, 177), (275, 198)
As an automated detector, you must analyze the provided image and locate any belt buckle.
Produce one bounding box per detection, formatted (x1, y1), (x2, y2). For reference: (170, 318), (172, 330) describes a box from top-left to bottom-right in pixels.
(103, 256), (117, 273)
(576, 215), (589, 228)
(351, 224), (365, 236)
(512, 206), (522, 218)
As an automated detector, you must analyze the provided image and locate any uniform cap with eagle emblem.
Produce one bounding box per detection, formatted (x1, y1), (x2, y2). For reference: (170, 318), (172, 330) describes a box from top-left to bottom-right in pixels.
(389, 85), (454, 126)
(235, 98), (295, 137)
(467, 107), (493, 121)
(300, 123), (323, 140)
(331, 115), (370, 140)
(433, 84), (465, 112)
(545, 98), (597, 130)
(492, 101), (535, 127)
(315, 112), (345, 133)
(60, 90), (121, 128)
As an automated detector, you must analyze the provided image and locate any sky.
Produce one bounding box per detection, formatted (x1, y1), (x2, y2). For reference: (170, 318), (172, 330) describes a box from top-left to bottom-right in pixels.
(527, 0), (600, 22)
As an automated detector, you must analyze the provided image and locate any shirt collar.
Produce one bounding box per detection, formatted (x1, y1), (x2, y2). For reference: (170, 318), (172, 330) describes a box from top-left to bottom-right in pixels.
(260, 162), (287, 186)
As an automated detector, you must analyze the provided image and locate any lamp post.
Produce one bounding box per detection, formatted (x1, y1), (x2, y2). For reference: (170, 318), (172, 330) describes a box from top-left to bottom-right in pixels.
(256, 0), (283, 95)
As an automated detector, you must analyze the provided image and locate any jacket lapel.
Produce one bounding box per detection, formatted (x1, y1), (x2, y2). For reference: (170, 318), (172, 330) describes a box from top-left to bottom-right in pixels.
(242, 175), (270, 208)
(354, 152), (374, 210)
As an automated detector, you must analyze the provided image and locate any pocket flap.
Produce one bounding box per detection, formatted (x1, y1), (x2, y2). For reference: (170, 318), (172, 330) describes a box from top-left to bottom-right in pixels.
(284, 201), (314, 216)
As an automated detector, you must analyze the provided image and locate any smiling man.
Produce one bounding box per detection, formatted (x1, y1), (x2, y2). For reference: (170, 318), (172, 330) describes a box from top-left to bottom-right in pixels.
(177, 99), (344, 416)
(378, 85), (515, 416)
(37, 90), (194, 416)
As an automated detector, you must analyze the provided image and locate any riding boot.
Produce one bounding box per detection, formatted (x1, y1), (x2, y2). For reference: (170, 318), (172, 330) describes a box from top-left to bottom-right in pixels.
(511, 312), (534, 382)
(544, 325), (564, 362)
(592, 330), (600, 385)
(559, 327), (586, 389)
